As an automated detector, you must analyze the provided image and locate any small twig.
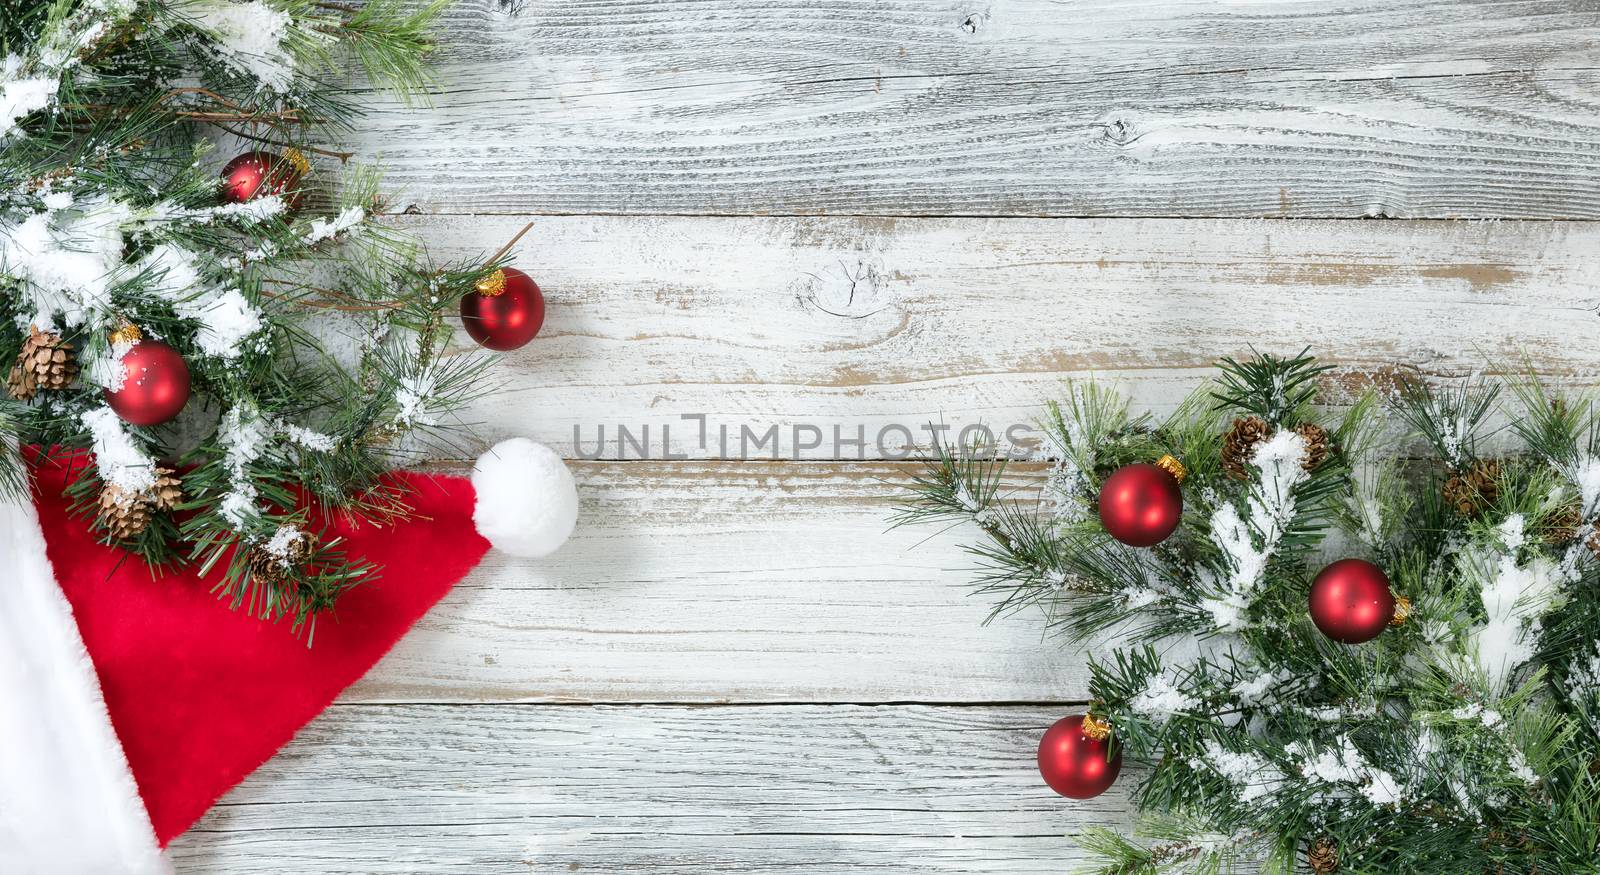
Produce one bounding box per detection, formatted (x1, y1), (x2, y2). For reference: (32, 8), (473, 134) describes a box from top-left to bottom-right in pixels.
(260, 278), (369, 303)
(262, 293), (398, 313)
(72, 103), (304, 123)
(159, 86), (246, 112)
(260, 215), (536, 317)
(215, 123), (355, 161)
(259, 281), (403, 313)
(182, 109), (302, 123)
(486, 222), (535, 267)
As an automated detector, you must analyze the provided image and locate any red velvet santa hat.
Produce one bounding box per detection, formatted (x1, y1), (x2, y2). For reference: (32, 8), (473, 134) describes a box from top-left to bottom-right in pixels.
(0, 438), (576, 872)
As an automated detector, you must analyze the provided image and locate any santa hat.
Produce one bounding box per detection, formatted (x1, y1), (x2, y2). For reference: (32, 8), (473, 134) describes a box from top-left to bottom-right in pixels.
(0, 438), (576, 873)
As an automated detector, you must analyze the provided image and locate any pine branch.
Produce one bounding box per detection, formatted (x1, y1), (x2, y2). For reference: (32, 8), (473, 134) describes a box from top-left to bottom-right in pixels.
(1211, 347), (1331, 424)
(895, 354), (1600, 872)
(0, 0), (509, 633)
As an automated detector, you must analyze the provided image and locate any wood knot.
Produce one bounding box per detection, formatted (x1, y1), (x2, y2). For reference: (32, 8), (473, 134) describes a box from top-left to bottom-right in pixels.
(1098, 117), (1138, 146)
(960, 12), (986, 34)
(793, 258), (890, 320)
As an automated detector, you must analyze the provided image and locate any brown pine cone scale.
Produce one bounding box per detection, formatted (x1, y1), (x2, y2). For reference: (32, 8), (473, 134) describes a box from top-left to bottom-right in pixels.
(150, 468), (184, 512)
(1294, 422), (1330, 471)
(97, 485), (154, 540)
(4, 363), (32, 400)
(94, 467), (182, 541)
(1221, 415), (1273, 479)
(246, 528), (316, 586)
(1222, 416), (1329, 478)
(8, 326), (77, 400)
(1544, 503), (1582, 546)
(1442, 459), (1501, 516)
(1307, 836), (1339, 874)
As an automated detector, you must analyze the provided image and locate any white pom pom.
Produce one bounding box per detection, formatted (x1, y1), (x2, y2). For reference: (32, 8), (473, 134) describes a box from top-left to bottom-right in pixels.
(472, 438), (578, 557)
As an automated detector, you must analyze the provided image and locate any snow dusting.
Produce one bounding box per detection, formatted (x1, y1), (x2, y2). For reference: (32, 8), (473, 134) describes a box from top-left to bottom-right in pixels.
(0, 56), (59, 140)
(1350, 458), (1386, 547)
(185, 288), (262, 359)
(1568, 643), (1600, 701)
(303, 206), (366, 245)
(191, 0), (296, 93)
(1200, 429), (1309, 631)
(1191, 740), (1285, 803)
(1289, 736), (1403, 808)
(281, 424), (337, 453)
(133, 244), (262, 359)
(82, 407), (156, 493)
(0, 195), (132, 331)
(145, 195), (287, 226)
(394, 369), (438, 428)
(1230, 670), (1286, 705)
(1458, 514), (1569, 695)
(261, 524), (305, 564)
(1570, 455), (1600, 521)
(1130, 673), (1198, 724)
(83, 338), (136, 392)
(217, 405), (271, 529)
(134, 243), (202, 297)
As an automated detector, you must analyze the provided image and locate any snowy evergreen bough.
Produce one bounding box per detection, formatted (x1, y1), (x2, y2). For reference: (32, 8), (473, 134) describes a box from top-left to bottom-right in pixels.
(895, 351), (1600, 874)
(1, 0), (504, 635)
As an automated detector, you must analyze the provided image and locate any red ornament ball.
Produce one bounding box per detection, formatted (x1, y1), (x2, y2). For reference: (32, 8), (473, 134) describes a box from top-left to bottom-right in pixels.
(104, 340), (191, 426)
(461, 267), (544, 351)
(220, 150), (304, 206)
(1037, 715), (1122, 799)
(1098, 462), (1183, 547)
(1309, 558), (1395, 644)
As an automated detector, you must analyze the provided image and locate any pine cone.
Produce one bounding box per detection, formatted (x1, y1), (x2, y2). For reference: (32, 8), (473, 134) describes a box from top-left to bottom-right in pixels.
(1442, 459), (1502, 516)
(7, 326), (77, 400)
(246, 528), (316, 585)
(95, 468), (181, 541)
(149, 467), (184, 512)
(97, 484), (154, 541)
(1307, 836), (1339, 874)
(1294, 422), (1331, 472)
(5, 361), (33, 400)
(1221, 416), (1273, 480)
(1543, 503), (1582, 546)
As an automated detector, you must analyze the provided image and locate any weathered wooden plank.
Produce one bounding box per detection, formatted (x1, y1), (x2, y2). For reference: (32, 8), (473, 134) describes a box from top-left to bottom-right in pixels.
(349, 460), (1086, 704)
(347, 0), (1600, 218)
(169, 704), (1133, 873)
(392, 215), (1600, 459)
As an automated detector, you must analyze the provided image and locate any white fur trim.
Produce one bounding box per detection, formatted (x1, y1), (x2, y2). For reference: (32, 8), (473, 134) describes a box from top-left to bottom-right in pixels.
(0, 485), (169, 873)
(472, 438), (578, 558)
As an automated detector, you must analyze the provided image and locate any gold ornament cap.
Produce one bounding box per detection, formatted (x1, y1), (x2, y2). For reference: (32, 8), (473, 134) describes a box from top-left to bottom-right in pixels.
(1155, 454), (1187, 484)
(1080, 713), (1112, 740)
(1390, 594), (1411, 626)
(109, 323), (143, 345)
(283, 147), (311, 177)
(475, 268), (507, 297)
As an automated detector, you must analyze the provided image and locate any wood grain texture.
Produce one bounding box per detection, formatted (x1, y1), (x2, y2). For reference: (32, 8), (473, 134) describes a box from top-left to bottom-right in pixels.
(179, 210), (1600, 864)
(346, 0), (1600, 218)
(347, 460), (1089, 704)
(169, 704), (1132, 873)
(172, 1), (1600, 862)
(400, 214), (1600, 459)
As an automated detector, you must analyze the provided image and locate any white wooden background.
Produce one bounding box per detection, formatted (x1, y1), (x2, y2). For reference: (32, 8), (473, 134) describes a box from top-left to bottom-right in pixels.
(170, 0), (1600, 871)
